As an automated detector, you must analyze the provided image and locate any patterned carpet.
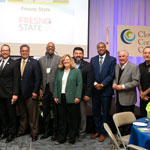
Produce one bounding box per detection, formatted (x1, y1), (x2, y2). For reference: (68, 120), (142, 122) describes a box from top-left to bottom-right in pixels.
(0, 134), (111, 150)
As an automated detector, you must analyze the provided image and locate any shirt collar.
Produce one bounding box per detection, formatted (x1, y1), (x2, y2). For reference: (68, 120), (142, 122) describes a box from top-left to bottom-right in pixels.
(21, 58), (28, 63)
(119, 61), (128, 70)
(99, 54), (106, 61)
(1, 57), (9, 62)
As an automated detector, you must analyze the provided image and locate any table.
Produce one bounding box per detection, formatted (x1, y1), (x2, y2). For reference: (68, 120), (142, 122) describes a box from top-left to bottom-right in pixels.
(129, 117), (150, 149)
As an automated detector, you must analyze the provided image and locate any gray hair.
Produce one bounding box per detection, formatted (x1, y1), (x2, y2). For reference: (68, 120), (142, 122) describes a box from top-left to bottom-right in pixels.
(118, 50), (129, 57)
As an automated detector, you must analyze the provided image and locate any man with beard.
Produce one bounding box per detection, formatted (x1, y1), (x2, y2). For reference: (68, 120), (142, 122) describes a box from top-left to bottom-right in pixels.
(39, 42), (61, 141)
(0, 44), (19, 143)
(73, 47), (94, 141)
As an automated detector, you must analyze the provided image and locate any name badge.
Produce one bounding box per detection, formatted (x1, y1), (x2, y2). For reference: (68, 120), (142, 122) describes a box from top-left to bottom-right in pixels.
(46, 68), (51, 73)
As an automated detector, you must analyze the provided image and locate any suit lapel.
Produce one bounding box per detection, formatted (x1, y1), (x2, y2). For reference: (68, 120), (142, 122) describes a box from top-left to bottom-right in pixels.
(119, 63), (129, 83)
(115, 64), (120, 83)
(1, 58), (11, 72)
(50, 55), (56, 73)
(23, 58), (31, 76)
(101, 55), (109, 72)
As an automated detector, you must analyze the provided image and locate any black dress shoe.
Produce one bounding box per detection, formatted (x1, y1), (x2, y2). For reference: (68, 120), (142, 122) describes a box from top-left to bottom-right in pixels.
(6, 135), (14, 143)
(0, 134), (8, 140)
(40, 133), (50, 139)
(51, 135), (57, 141)
(32, 136), (38, 142)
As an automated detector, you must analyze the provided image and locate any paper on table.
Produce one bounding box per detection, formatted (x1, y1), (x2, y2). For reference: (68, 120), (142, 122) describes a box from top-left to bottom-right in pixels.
(137, 128), (150, 133)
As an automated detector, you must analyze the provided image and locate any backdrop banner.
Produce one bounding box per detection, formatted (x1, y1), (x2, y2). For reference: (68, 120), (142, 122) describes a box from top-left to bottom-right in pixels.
(117, 25), (150, 57)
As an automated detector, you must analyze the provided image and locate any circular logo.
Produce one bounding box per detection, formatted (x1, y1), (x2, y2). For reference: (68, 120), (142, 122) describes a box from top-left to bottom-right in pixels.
(121, 29), (135, 44)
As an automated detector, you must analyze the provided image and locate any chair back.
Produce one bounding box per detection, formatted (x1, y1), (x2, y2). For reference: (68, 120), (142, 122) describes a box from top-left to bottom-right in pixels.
(113, 112), (136, 149)
(113, 112), (136, 127)
(104, 123), (120, 150)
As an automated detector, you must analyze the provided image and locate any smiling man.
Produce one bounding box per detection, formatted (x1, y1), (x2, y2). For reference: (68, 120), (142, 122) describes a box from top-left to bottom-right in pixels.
(0, 44), (19, 143)
(138, 46), (150, 117)
(39, 42), (61, 141)
(90, 42), (116, 142)
(73, 47), (94, 141)
(113, 50), (140, 113)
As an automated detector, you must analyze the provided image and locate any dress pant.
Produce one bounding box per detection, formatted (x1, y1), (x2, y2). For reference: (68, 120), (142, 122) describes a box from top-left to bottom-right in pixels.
(140, 99), (150, 118)
(42, 84), (58, 135)
(92, 89), (111, 135)
(0, 97), (17, 135)
(79, 100), (87, 137)
(17, 97), (39, 136)
(57, 94), (80, 142)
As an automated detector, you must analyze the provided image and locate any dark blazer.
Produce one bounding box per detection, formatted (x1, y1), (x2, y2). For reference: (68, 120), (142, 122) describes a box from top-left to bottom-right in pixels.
(79, 60), (94, 97)
(54, 68), (82, 104)
(17, 57), (42, 99)
(90, 55), (116, 96)
(0, 58), (20, 98)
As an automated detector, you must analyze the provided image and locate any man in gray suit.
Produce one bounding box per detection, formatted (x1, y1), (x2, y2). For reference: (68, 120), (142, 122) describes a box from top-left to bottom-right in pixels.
(113, 50), (140, 113)
(39, 42), (61, 140)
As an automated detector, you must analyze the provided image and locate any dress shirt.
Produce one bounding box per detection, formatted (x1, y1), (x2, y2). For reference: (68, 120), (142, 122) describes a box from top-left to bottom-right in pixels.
(0, 57), (9, 69)
(61, 70), (70, 93)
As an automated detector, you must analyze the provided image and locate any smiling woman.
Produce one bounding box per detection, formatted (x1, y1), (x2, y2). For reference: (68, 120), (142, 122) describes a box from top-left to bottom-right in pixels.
(53, 54), (82, 144)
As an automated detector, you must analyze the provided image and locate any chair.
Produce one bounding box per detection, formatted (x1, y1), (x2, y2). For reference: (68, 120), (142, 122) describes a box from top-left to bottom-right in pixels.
(104, 123), (120, 150)
(113, 112), (136, 149)
(104, 123), (147, 150)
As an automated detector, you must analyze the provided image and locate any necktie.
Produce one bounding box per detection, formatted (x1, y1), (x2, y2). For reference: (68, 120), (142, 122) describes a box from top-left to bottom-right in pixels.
(0, 60), (4, 73)
(21, 60), (26, 76)
(99, 56), (103, 74)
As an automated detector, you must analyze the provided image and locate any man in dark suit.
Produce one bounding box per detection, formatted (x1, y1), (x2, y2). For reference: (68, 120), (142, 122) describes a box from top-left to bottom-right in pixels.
(90, 42), (116, 142)
(73, 47), (94, 141)
(0, 44), (20, 143)
(17, 44), (42, 141)
(39, 42), (61, 140)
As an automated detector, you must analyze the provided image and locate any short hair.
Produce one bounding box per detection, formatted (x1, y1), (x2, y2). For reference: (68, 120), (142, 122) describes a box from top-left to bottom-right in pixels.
(118, 50), (129, 57)
(20, 44), (30, 51)
(97, 42), (106, 48)
(143, 46), (150, 52)
(73, 47), (84, 53)
(1, 44), (10, 51)
(58, 54), (76, 70)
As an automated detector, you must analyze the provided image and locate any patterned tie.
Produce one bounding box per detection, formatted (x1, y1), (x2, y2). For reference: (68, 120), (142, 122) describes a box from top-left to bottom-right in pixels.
(0, 60), (4, 73)
(21, 60), (26, 76)
(99, 56), (103, 74)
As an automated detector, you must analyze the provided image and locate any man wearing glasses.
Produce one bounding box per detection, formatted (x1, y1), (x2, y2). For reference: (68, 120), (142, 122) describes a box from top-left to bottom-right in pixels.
(0, 44), (19, 143)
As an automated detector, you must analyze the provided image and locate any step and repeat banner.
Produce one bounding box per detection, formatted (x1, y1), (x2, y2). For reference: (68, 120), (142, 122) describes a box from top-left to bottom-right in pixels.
(117, 25), (150, 57)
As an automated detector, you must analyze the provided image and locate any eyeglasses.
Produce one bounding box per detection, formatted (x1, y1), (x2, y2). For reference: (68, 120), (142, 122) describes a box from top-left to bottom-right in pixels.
(1, 49), (10, 52)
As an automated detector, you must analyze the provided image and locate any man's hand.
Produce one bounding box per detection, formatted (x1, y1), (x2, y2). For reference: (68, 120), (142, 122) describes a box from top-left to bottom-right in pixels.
(54, 98), (59, 104)
(39, 89), (43, 99)
(74, 98), (80, 104)
(32, 92), (37, 99)
(112, 84), (123, 90)
(12, 95), (18, 104)
(83, 96), (91, 101)
(94, 84), (103, 90)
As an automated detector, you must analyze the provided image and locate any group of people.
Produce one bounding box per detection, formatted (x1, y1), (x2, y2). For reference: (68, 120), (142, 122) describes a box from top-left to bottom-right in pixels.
(0, 41), (150, 145)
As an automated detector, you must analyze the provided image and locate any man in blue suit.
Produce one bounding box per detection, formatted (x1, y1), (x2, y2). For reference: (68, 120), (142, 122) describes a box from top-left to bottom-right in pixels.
(17, 44), (42, 141)
(90, 42), (116, 142)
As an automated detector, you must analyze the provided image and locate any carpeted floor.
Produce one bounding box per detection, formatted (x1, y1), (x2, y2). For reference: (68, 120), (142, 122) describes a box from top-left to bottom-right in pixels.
(0, 134), (111, 150)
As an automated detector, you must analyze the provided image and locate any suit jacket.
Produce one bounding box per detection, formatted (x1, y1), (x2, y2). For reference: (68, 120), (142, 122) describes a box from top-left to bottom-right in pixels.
(54, 68), (82, 104)
(79, 60), (94, 98)
(39, 54), (61, 94)
(113, 62), (140, 106)
(90, 55), (116, 96)
(18, 57), (42, 99)
(0, 58), (20, 98)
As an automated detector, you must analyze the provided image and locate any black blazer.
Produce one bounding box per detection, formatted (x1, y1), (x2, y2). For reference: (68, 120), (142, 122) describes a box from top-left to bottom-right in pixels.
(79, 60), (94, 98)
(0, 58), (20, 98)
(17, 57), (42, 99)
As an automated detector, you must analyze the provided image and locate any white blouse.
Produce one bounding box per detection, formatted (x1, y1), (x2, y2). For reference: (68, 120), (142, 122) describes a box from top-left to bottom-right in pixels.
(61, 70), (70, 93)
